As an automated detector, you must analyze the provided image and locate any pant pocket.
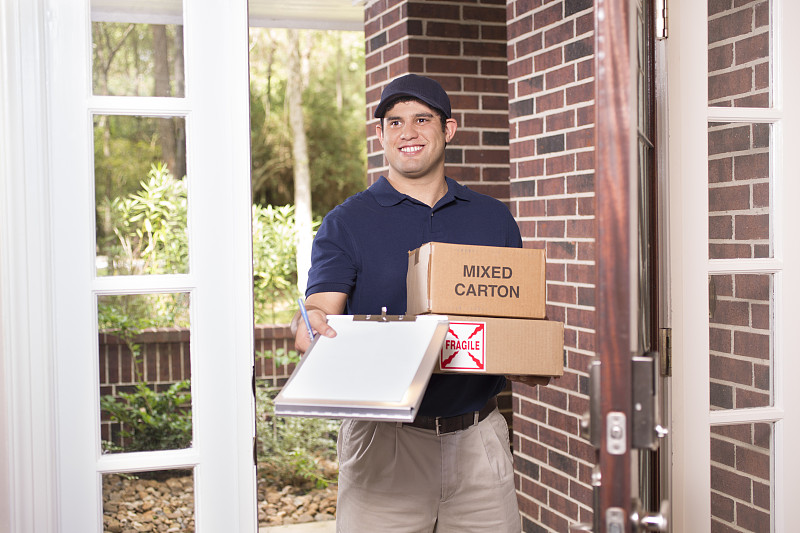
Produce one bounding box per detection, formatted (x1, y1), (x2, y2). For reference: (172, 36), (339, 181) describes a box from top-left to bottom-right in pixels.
(478, 412), (514, 483)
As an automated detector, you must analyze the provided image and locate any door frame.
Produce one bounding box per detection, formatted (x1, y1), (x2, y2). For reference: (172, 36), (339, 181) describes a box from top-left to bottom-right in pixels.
(0, 1), (60, 531)
(667, 0), (800, 530)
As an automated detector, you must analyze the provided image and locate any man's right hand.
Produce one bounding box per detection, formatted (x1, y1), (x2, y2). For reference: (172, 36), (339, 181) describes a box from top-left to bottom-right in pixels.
(290, 292), (348, 354)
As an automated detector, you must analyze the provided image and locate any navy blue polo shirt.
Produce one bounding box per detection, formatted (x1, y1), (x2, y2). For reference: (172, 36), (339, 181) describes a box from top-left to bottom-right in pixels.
(306, 176), (522, 417)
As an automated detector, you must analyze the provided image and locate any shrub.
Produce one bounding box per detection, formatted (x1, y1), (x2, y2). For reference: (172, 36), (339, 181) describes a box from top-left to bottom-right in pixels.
(255, 383), (339, 488)
(252, 203), (321, 324)
(102, 162), (188, 277)
(101, 380), (192, 452)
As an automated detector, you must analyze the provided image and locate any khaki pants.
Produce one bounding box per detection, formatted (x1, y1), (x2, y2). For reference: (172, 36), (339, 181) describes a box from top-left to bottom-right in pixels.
(335, 409), (521, 533)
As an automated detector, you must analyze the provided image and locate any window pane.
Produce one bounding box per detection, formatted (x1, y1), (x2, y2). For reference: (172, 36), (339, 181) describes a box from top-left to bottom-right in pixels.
(99, 293), (192, 453)
(709, 274), (773, 410)
(708, 0), (772, 108)
(708, 122), (771, 260)
(92, 22), (185, 97)
(94, 114), (188, 276)
(710, 423), (773, 532)
(103, 469), (195, 533)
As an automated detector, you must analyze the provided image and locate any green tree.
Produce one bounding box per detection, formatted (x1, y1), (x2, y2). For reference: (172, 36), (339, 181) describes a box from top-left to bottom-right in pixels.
(249, 29), (367, 218)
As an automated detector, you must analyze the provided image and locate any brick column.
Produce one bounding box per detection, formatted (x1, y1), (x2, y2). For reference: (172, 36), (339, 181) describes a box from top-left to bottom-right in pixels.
(364, 0), (511, 201)
(506, 0), (596, 530)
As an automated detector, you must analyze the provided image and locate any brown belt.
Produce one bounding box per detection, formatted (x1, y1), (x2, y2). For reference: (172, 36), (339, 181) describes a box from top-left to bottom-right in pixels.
(404, 397), (497, 436)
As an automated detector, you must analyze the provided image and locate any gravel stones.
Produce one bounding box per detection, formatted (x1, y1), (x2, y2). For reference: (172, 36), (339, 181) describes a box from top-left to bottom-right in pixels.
(102, 473), (337, 532)
(257, 484), (338, 527)
(102, 474), (195, 533)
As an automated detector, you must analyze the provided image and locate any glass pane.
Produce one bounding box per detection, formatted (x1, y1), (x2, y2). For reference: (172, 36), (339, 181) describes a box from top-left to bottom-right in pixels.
(103, 469), (195, 533)
(708, 122), (771, 259)
(92, 22), (185, 97)
(94, 114), (188, 276)
(708, 0), (772, 108)
(99, 293), (192, 453)
(709, 274), (773, 410)
(710, 423), (773, 532)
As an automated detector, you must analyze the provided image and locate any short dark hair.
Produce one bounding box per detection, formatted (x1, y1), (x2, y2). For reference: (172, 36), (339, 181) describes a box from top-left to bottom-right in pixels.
(379, 96), (448, 133)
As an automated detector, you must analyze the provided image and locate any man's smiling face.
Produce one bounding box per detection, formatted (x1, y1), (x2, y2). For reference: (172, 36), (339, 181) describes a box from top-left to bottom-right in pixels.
(376, 99), (456, 182)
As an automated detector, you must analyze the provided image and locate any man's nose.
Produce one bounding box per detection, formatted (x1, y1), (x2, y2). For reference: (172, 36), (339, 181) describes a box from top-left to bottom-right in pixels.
(400, 122), (418, 139)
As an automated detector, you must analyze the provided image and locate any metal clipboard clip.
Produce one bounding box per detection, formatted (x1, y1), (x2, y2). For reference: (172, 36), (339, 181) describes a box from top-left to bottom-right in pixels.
(353, 306), (408, 322)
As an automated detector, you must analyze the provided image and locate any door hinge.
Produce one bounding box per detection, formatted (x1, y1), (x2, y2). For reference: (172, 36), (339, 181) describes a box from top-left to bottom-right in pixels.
(656, 0), (668, 39)
(658, 328), (671, 377)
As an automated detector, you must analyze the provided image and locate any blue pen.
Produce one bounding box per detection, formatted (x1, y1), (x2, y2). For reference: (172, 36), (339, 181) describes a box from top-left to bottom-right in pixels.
(297, 297), (315, 342)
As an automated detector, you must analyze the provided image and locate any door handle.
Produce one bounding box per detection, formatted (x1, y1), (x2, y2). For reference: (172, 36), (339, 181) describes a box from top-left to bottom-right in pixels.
(632, 500), (669, 532)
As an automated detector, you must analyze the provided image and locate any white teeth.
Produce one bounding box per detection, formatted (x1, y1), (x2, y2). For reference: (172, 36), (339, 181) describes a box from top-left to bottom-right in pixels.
(401, 146), (422, 153)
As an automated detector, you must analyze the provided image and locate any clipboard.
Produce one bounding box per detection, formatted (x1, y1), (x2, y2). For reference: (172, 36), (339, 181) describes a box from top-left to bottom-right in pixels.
(274, 314), (449, 422)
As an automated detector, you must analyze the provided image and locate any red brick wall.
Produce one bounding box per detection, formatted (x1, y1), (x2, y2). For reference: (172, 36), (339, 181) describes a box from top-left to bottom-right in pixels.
(707, 3), (774, 529)
(707, 121), (771, 259)
(507, 0), (596, 530)
(364, 0), (511, 201)
(708, 273), (772, 410)
(710, 423), (772, 531)
(708, 0), (771, 108)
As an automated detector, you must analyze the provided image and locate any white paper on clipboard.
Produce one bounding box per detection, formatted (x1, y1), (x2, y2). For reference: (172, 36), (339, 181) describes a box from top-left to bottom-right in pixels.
(274, 314), (449, 422)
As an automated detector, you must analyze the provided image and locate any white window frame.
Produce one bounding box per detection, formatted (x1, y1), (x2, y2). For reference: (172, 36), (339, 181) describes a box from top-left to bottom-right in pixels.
(668, 0), (800, 531)
(2, 0), (255, 531)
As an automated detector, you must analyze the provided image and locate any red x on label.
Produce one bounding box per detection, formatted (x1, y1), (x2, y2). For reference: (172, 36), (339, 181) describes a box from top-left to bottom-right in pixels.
(440, 321), (486, 371)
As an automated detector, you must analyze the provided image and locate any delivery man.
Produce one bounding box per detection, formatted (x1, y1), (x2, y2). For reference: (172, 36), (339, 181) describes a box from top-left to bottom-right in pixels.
(291, 74), (546, 532)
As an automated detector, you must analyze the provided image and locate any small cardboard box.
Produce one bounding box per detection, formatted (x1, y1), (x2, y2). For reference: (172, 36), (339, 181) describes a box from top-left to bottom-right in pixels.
(406, 242), (546, 319)
(436, 315), (564, 376)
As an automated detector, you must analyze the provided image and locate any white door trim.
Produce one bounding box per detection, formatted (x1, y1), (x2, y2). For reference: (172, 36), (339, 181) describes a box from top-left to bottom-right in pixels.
(667, 1), (711, 530)
(0, 1), (59, 532)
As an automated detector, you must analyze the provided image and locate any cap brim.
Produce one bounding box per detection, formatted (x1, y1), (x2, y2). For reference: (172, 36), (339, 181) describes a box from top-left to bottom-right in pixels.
(374, 93), (449, 119)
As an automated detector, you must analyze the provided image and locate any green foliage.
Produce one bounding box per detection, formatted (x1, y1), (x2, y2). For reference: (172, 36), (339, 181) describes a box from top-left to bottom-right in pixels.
(249, 29), (367, 216)
(98, 293), (190, 359)
(97, 163), (190, 336)
(257, 348), (300, 367)
(94, 115), (177, 247)
(101, 162), (188, 276)
(252, 204), (319, 324)
(101, 380), (192, 452)
(255, 384), (339, 488)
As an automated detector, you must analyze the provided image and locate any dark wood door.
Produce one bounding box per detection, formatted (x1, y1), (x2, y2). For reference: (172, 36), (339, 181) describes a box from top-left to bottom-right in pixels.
(593, 0), (663, 530)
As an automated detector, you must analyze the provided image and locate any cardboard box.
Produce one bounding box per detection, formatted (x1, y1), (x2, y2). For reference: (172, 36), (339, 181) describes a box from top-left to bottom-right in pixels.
(406, 242), (546, 319)
(435, 315), (564, 376)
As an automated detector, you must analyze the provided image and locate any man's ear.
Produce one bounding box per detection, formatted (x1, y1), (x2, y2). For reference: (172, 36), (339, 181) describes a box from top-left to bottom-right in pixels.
(375, 122), (385, 148)
(444, 118), (457, 143)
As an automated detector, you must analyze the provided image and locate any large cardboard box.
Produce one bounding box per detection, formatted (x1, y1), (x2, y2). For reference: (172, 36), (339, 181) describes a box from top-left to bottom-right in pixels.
(435, 315), (564, 376)
(406, 242), (546, 319)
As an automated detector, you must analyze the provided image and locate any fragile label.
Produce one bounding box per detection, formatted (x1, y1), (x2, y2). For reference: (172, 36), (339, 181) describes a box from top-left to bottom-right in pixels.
(440, 321), (486, 372)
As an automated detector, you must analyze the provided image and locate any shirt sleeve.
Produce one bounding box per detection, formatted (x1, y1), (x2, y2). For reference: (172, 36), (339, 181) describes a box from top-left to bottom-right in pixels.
(505, 207), (523, 248)
(305, 211), (359, 297)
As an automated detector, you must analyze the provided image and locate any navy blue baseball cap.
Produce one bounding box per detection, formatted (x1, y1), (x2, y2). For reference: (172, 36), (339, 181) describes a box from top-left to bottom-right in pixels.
(374, 74), (452, 119)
